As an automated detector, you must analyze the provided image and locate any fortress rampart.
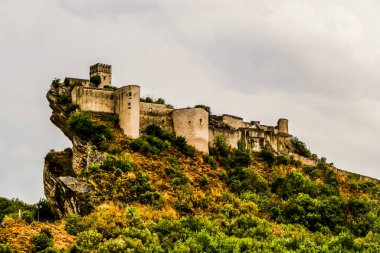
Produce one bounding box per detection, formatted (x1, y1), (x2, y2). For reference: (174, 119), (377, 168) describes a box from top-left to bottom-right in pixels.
(68, 63), (292, 154)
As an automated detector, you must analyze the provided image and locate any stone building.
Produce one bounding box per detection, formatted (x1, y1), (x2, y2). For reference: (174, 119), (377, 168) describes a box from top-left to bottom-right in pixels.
(68, 63), (292, 154)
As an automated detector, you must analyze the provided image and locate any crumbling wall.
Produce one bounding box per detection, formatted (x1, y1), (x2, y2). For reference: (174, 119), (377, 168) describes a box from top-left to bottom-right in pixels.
(71, 86), (114, 113)
(172, 108), (209, 153)
(140, 102), (174, 133)
(222, 114), (250, 129)
(209, 127), (242, 149)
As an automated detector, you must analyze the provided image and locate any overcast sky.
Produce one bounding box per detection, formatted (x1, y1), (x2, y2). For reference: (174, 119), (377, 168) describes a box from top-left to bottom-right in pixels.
(1, 0), (379, 203)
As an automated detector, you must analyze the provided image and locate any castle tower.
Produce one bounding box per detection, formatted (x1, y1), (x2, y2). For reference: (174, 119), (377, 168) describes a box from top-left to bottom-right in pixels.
(89, 63), (112, 88)
(172, 108), (209, 153)
(277, 118), (289, 134)
(115, 85), (140, 138)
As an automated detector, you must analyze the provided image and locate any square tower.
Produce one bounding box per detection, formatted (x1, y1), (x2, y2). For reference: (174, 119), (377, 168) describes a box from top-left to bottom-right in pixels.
(89, 63), (112, 88)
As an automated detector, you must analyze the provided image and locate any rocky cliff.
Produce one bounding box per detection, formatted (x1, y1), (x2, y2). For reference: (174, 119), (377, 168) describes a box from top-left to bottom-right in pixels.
(45, 83), (95, 217)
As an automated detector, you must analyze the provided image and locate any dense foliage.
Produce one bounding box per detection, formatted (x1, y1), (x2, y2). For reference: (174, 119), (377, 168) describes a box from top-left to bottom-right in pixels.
(67, 112), (112, 149)
(0, 198), (56, 223)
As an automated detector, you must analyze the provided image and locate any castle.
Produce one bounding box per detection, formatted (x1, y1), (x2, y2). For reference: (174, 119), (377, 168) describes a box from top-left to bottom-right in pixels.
(67, 63), (292, 154)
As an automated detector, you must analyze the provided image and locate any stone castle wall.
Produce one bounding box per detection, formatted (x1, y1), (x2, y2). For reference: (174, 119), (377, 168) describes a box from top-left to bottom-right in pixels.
(71, 86), (114, 113)
(172, 108), (209, 153)
(140, 102), (174, 133)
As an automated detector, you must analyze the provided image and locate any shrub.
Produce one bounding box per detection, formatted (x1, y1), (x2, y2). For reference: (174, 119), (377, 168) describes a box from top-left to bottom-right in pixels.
(171, 172), (189, 186)
(51, 78), (60, 88)
(156, 98), (165, 104)
(21, 210), (34, 223)
(65, 214), (86, 235)
(90, 75), (102, 86)
(324, 169), (339, 186)
(347, 198), (370, 216)
(31, 228), (54, 252)
(291, 137), (311, 158)
(74, 229), (103, 251)
(194, 104), (211, 114)
(103, 85), (118, 90)
(281, 172), (319, 199)
(202, 154), (217, 169)
(303, 166), (321, 181)
(226, 149), (251, 168)
(0, 244), (14, 253)
(275, 155), (290, 166)
(100, 155), (135, 172)
(227, 167), (269, 194)
(256, 149), (275, 167)
(200, 175), (209, 187)
(67, 112), (112, 148)
(210, 135), (230, 158)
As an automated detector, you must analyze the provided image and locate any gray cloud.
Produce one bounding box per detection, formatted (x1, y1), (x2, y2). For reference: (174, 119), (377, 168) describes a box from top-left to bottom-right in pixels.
(0, 0), (379, 203)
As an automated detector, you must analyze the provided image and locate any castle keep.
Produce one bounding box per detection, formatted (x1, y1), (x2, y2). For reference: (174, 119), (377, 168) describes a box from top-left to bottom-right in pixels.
(68, 63), (291, 154)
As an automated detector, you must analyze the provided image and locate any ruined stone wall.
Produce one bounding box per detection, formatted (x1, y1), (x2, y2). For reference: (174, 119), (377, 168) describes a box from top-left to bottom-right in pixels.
(140, 102), (174, 133)
(209, 127), (242, 149)
(221, 114), (249, 129)
(115, 85), (140, 138)
(172, 108), (209, 153)
(71, 86), (114, 113)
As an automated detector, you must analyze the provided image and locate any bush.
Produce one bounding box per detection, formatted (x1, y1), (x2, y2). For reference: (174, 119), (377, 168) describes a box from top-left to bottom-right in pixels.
(31, 228), (54, 252)
(101, 155), (135, 173)
(21, 210), (34, 223)
(156, 98), (165, 104)
(202, 154), (217, 169)
(0, 244), (14, 253)
(226, 149), (251, 168)
(291, 137), (311, 158)
(67, 112), (112, 149)
(194, 104), (211, 114)
(256, 149), (275, 167)
(210, 136), (230, 158)
(74, 229), (103, 251)
(347, 198), (370, 216)
(90, 75), (102, 86)
(51, 78), (60, 88)
(200, 175), (209, 187)
(227, 167), (269, 194)
(171, 172), (189, 186)
(65, 214), (86, 235)
(280, 172), (319, 199)
(275, 155), (290, 166)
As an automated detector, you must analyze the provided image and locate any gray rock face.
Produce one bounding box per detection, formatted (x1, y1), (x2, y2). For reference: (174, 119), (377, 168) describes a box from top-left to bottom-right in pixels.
(44, 83), (95, 217)
(43, 150), (94, 217)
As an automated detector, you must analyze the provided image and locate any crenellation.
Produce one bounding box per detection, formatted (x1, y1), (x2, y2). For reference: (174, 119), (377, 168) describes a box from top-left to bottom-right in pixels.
(69, 63), (293, 154)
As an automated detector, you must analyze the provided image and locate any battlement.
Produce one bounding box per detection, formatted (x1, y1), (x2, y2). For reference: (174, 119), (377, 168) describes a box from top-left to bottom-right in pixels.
(90, 63), (111, 74)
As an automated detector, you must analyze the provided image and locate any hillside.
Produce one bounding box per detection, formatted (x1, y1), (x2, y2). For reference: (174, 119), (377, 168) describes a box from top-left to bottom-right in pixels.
(1, 81), (380, 252)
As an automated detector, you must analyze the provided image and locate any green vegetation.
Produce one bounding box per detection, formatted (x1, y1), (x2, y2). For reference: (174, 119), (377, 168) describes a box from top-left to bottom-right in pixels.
(31, 228), (54, 252)
(90, 75), (102, 87)
(103, 85), (118, 90)
(67, 112), (112, 149)
(195, 104), (212, 114)
(0, 198), (56, 223)
(291, 137), (312, 158)
(131, 124), (196, 157)
(140, 97), (166, 104)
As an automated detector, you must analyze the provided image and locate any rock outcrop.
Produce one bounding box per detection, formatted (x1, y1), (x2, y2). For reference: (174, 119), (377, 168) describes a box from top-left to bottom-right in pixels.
(44, 83), (95, 217)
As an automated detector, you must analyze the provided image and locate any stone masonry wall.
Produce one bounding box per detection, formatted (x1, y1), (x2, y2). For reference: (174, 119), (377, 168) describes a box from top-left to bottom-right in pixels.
(71, 86), (114, 113)
(172, 108), (209, 153)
